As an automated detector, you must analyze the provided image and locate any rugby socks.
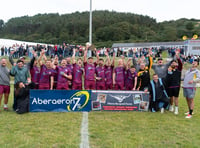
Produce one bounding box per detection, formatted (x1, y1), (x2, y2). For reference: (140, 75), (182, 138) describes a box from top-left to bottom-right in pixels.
(189, 109), (193, 115)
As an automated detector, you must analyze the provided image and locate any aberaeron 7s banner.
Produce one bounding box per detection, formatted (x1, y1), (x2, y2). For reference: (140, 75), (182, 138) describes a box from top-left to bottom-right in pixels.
(30, 90), (91, 112)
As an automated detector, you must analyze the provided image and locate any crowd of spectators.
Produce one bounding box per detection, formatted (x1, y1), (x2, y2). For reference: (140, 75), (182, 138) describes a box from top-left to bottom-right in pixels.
(1, 43), (200, 66)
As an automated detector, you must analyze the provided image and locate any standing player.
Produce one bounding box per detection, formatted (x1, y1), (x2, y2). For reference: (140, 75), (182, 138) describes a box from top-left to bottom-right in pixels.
(95, 52), (106, 90)
(167, 51), (183, 115)
(183, 59), (200, 118)
(66, 57), (73, 89)
(72, 48), (84, 90)
(113, 56), (125, 90)
(105, 52), (115, 90)
(125, 58), (138, 90)
(83, 45), (97, 90)
(55, 59), (72, 90)
(30, 50), (40, 89)
(0, 58), (10, 110)
(51, 55), (59, 89)
(38, 50), (54, 90)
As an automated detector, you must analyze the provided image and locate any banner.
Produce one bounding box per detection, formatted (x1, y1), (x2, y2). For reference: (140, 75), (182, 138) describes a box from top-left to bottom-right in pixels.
(91, 90), (149, 111)
(30, 90), (91, 112)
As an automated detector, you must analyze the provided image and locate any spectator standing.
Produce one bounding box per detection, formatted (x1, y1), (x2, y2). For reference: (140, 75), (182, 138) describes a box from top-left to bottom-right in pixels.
(152, 57), (171, 79)
(0, 58), (10, 110)
(136, 54), (153, 91)
(167, 51), (183, 115)
(183, 60), (200, 118)
(1, 46), (4, 56)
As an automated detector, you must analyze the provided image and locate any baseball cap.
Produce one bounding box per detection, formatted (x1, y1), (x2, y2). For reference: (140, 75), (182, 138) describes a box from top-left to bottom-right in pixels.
(19, 56), (26, 59)
(17, 59), (24, 64)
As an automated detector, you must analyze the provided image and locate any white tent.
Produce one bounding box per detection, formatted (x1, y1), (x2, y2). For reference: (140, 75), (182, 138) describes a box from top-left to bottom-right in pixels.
(0, 38), (48, 48)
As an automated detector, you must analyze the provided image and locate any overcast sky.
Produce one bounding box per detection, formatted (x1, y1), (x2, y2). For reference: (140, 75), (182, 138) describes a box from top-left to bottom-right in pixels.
(0, 0), (199, 23)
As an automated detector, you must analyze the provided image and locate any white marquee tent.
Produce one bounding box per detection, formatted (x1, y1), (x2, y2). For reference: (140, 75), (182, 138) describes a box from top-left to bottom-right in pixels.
(0, 38), (48, 48)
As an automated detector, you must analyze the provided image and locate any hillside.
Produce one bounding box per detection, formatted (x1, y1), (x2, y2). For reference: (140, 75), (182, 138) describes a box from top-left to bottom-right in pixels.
(0, 11), (200, 47)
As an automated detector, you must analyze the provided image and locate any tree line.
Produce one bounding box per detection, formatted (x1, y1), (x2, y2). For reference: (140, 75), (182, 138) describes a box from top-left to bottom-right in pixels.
(0, 11), (200, 47)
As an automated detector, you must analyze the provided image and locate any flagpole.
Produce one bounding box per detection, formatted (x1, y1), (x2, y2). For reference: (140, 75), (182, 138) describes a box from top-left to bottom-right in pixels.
(89, 0), (92, 44)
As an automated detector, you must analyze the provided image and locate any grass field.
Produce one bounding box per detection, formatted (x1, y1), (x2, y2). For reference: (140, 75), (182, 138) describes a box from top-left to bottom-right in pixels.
(89, 89), (200, 148)
(1, 51), (200, 148)
(0, 86), (200, 147)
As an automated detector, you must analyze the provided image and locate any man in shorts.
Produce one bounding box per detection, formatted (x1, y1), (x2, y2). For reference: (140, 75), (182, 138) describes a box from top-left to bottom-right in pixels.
(0, 58), (10, 110)
(183, 59), (200, 118)
(167, 51), (182, 115)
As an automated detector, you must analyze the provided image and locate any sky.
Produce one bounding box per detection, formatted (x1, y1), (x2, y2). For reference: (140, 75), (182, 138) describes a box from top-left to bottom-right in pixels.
(0, 0), (199, 23)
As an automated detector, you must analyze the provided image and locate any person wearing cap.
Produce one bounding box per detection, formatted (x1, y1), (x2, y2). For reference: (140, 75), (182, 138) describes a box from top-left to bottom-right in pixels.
(9, 50), (30, 69)
(167, 51), (183, 115)
(182, 59), (200, 119)
(9, 51), (25, 65)
(152, 57), (171, 79)
(83, 44), (97, 90)
(10, 59), (30, 110)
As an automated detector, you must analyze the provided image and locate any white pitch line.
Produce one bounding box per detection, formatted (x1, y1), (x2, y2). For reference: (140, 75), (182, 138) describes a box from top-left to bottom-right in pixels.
(80, 112), (90, 148)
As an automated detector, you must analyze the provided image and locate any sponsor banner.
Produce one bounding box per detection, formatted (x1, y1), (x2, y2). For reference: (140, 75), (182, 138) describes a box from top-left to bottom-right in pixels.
(91, 90), (149, 111)
(30, 90), (91, 112)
